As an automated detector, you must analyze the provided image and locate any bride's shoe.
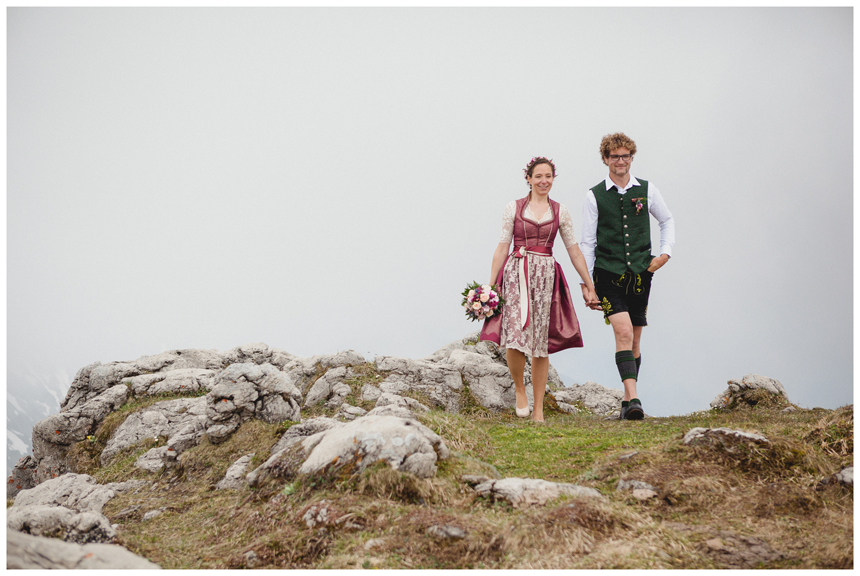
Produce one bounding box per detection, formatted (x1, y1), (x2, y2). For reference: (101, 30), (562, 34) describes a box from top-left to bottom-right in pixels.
(516, 405), (530, 418)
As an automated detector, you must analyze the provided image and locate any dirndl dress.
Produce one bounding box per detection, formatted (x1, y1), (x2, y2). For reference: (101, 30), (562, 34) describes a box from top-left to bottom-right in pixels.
(480, 196), (583, 356)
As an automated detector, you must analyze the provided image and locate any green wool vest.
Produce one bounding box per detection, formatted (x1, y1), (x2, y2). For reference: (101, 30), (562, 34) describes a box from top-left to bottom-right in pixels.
(592, 179), (652, 275)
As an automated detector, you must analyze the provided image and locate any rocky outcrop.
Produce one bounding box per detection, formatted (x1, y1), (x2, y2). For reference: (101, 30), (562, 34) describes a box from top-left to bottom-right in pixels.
(61, 348), (225, 412)
(101, 397), (207, 466)
(216, 453), (256, 490)
(124, 368), (217, 397)
(683, 427), (771, 448)
(12, 473), (146, 514)
(7, 530), (160, 569)
(247, 414), (449, 486)
(7, 455), (37, 499)
(31, 385), (130, 484)
(710, 374), (791, 410)
(550, 381), (623, 416)
(9, 335), (622, 499)
(304, 366), (357, 407)
(374, 356), (463, 412)
(206, 362), (302, 441)
(474, 477), (604, 508)
(445, 350), (520, 410)
(284, 351), (367, 394)
(7, 504), (116, 544)
(375, 392), (430, 413)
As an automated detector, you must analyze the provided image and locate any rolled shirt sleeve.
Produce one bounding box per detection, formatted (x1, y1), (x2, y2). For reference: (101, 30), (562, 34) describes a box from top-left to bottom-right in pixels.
(579, 190), (599, 281)
(647, 183), (675, 257)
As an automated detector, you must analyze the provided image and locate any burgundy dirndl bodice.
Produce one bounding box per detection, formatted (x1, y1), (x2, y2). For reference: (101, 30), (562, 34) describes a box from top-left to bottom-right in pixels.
(480, 196), (583, 353)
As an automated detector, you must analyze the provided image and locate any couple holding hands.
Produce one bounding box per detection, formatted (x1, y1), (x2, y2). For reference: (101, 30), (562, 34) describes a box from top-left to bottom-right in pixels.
(480, 132), (676, 423)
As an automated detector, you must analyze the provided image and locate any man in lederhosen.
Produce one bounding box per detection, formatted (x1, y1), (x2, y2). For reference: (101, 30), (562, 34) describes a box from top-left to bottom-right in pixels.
(579, 133), (675, 420)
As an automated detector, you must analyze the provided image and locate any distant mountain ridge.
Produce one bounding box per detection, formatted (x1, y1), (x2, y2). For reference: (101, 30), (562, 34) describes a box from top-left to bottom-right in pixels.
(7, 368), (70, 475)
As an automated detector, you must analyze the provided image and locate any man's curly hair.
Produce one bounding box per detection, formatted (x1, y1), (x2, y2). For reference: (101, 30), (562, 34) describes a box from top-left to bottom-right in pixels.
(599, 133), (637, 161)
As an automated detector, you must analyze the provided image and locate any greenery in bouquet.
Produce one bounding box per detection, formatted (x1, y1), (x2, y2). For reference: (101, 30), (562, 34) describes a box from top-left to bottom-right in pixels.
(461, 281), (505, 322)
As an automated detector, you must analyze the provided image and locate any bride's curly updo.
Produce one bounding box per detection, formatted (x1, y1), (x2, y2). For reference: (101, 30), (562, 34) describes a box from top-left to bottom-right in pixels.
(523, 157), (557, 187)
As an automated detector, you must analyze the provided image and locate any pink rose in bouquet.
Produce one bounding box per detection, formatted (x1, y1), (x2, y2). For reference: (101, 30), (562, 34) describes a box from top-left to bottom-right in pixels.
(460, 281), (505, 322)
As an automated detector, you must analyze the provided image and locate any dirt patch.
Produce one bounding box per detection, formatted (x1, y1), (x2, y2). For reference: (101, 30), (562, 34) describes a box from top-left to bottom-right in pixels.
(665, 522), (786, 568)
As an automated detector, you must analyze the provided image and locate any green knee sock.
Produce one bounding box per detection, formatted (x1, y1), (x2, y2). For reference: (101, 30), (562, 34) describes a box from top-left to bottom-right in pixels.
(616, 350), (637, 382)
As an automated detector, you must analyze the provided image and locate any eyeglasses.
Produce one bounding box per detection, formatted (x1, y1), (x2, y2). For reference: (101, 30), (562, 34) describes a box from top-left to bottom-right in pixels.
(608, 154), (633, 162)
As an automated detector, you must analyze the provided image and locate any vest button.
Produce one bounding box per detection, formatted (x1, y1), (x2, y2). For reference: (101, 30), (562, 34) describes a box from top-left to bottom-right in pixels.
(626, 243), (629, 246)
(623, 215), (627, 218)
(626, 252), (630, 256)
(625, 234), (629, 237)
(627, 261), (631, 265)
(624, 225), (628, 228)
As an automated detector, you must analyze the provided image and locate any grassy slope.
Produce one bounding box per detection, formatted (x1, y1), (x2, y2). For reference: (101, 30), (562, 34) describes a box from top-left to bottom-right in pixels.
(15, 380), (853, 569)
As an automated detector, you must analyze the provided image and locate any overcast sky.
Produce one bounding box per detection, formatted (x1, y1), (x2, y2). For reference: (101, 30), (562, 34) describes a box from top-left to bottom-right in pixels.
(7, 7), (853, 420)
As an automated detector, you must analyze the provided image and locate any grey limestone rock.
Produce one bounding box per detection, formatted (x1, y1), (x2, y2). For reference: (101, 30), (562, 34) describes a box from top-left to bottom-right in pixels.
(246, 417), (343, 487)
(7, 529), (161, 569)
(445, 349), (522, 411)
(221, 342), (297, 370)
(283, 350), (367, 394)
(360, 383), (382, 402)
(124, 368), (216, 397)
(206, 362), (302, 442)
(60, 348), (224, 412)
(31, 385), (131, 484)
(297, 414), (450, 479)
(375, 392), (430, 413)
(683, 427), (770, 447)
(835, 466), (853, 487)
(336, 403), (368, 421)
(325, 382), (353, 408)
(143, 508), (166, 521)
(365, 404), (416, 419)
(216, 453), (256, 490)
(421, 332), (478, 362)
(7, 504), (116, 544)
(474, 477), (604, 508)
(374, 356), (463, 412)
(100, 397), (207, 466)
(134, 446), (169, 472)
(551, 381), (623, 416)
(556, 401), (580, 414)
(13, 473), (146, 514)
(426, 525), (466, 540)
(270, 417), (343, 455)
(7, 455), (37, 499)
(616, 478), (657, 492)
(710, 373), (790, 409)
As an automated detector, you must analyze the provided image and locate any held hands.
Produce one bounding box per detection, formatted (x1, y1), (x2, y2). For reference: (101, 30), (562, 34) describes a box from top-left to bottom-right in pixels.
(647, 254), (670, 273)
(580, 285), (602, 310)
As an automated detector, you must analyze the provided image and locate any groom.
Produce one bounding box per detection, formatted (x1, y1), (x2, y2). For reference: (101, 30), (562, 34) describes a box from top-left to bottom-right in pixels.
(579, 133), (675, 420)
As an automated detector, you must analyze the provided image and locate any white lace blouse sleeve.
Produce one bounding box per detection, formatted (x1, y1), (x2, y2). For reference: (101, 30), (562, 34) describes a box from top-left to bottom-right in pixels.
(499, 201), (516, 244)
(558, 204), (577, 248)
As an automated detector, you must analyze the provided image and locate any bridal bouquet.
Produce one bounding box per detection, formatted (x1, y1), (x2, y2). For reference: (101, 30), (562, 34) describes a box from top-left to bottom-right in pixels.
(461, 282), (505, 322)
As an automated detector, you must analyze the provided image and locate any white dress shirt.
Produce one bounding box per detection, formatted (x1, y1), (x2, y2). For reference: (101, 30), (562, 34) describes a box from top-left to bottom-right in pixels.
(579, 175), (675, 280)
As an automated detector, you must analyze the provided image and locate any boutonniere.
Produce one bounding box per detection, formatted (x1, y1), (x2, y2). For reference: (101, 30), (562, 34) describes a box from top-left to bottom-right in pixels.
(631, 197), (645, 214)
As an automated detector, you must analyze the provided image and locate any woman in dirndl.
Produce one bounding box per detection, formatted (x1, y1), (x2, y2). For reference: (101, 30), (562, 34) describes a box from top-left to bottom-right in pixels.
(481, 157), (601, 423)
